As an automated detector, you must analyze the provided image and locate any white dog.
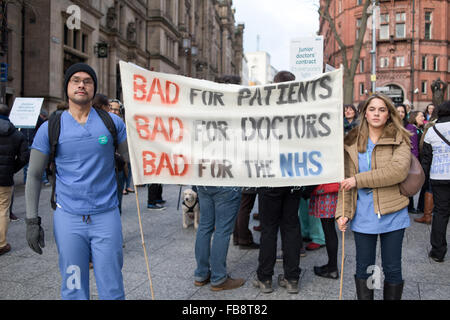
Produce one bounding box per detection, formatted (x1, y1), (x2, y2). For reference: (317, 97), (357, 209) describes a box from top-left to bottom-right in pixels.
(182, 189), (200, 229)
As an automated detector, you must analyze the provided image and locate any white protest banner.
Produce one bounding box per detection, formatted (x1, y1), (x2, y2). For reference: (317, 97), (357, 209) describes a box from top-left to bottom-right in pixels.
(119, 61), (344, 187)
(9, 97), (44, 128)
(290, 36), (324, 80)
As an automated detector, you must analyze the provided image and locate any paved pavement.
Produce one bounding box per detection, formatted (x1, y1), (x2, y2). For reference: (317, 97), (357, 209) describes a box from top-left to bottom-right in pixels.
(1, 171), (449, 300)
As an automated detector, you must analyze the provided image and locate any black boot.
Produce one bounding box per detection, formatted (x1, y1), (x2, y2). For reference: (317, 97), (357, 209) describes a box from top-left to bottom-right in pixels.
(354, 276), (374, 300)
(383, 281), (404, 300)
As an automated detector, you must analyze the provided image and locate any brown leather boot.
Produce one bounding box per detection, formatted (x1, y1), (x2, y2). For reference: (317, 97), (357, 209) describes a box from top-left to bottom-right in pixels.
(414, 192), (433, 224)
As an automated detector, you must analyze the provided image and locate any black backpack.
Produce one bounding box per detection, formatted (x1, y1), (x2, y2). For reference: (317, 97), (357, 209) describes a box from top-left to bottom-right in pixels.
(47, 108), (118, 210)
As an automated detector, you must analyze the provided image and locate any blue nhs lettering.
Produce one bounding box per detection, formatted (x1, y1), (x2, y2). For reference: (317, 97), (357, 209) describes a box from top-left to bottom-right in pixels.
(280, 151), (323, 177)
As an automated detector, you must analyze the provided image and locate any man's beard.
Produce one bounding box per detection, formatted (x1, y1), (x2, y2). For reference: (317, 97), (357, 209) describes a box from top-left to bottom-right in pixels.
(69, 94), (92, 105)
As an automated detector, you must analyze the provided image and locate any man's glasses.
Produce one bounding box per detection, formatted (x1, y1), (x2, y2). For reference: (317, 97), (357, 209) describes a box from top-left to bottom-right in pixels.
(70, 77), (94, 86)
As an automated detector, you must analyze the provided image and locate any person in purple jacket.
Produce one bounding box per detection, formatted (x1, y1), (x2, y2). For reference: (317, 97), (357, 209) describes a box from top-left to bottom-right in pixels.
(396, 104), (419, 213)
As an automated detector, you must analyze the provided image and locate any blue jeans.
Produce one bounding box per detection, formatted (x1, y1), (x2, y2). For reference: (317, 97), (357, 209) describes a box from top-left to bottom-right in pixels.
(354, 228), (405, 284)
(124, 163), (132, 189)
(194, 186), (242, 286)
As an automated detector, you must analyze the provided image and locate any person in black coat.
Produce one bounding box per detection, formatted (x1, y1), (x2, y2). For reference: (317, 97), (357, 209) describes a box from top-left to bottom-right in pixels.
(0, 104), (29, 255)
(253, 71), (303, 294)
(420, 100), (450, 262)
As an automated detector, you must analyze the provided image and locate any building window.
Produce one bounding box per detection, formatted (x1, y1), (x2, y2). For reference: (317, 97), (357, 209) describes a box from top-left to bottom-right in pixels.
(64, 24), (69, 45)
(338, 0), (342, 13)
(395, 23), (405, 38)
(395, 12), (406, 38)
(380, 13), (389, 24)
(63, 17), (89, 73)
(165, 0), (173, 20)
(425, 11), (432, 40)
(380, 24), (389, 40)
(356, 18), (361, 39)
(380, 57), (389, 68)
(448, 83), (450, 102)
(359, 82), (365, 96)
(396, 12), (406, 22)
(357, 0), (363, 5)
(359, 59), (364, 73)
(73, 29), (79, 49)
(379, 13), (389, 40)
(421, 81), (427, 94)
(82, 34), (88, 53)
(395, 56), (405, 67)
(63, 21), (90, 55)
(119, 5), (125, 37)
(422, 56), (428, 70)
(433, 56), (439, 71)
(448, 58), (450, 72)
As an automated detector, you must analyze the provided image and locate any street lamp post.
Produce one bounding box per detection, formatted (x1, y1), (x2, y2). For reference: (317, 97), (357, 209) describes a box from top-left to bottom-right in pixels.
(182, 37), (191, 77)
(0, 1), (8, 104)
(370, 0), (377, 94)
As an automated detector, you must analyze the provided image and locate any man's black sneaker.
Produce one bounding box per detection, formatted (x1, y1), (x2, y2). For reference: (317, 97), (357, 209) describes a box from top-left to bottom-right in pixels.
(278, 274), (299, 294)
(252, 278), (273, 294)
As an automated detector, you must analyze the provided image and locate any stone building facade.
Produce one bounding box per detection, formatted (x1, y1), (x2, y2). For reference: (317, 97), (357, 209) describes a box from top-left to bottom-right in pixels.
(0, 0), (244, 112)
(319, 0), (450, 110)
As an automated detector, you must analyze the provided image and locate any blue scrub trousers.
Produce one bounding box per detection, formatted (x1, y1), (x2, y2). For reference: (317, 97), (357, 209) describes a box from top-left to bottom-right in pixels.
(53, 207), (125, 300)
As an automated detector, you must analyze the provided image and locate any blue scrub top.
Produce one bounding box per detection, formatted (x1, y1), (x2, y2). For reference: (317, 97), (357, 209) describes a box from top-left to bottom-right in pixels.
(351, 138), (410, 234)
(32, 108), (127, 215)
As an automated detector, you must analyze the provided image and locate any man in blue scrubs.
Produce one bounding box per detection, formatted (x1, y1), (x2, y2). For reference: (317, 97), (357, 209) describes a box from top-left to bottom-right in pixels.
(25, 63), (128, 300)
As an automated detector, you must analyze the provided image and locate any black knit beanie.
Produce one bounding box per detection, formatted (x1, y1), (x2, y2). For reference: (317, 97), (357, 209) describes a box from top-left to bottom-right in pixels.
(64, 63), (98, 98)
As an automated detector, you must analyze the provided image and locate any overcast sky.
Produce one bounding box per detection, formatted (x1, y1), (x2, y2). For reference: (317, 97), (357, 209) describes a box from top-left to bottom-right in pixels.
(233, 0), (320, 72)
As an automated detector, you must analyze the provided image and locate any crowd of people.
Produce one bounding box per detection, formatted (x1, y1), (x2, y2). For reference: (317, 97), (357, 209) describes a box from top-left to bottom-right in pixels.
(0, 62), (448, 301)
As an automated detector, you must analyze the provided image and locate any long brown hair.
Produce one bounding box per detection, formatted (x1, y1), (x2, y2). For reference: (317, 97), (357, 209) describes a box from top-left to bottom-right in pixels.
(356, 93), (411, 153)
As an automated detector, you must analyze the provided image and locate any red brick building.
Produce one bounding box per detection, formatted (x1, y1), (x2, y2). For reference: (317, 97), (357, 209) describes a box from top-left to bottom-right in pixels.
(319, 0), (450, 110)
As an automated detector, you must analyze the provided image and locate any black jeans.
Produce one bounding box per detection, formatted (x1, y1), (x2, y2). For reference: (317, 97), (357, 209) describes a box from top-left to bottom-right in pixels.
(430, 180), (450, 259)
(233, 192), (257, 245)
(147, 184), (163, 205)
(257, 187), (301, 282)
(320, 218), (338, 270)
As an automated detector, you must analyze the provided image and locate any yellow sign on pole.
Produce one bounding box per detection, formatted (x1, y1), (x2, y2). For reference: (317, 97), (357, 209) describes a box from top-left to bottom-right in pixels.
(371, 74), (377, 82)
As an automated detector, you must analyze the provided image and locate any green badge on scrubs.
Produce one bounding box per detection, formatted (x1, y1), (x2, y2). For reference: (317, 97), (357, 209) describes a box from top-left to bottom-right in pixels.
(98, 135), (108, 145)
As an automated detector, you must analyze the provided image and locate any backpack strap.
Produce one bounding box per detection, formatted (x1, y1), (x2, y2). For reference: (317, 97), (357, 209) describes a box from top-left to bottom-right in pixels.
(47, 111), (62, 210)
(94, 107), (119, 179)
(432, 125), (450, 147)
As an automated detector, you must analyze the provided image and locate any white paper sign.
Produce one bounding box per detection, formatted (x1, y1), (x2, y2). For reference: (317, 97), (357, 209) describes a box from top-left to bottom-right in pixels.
(9, 98), (44, 128)
(290, 36), (324, 81)
(119, 61), (344, 187)
(325, 64), (336, 73)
